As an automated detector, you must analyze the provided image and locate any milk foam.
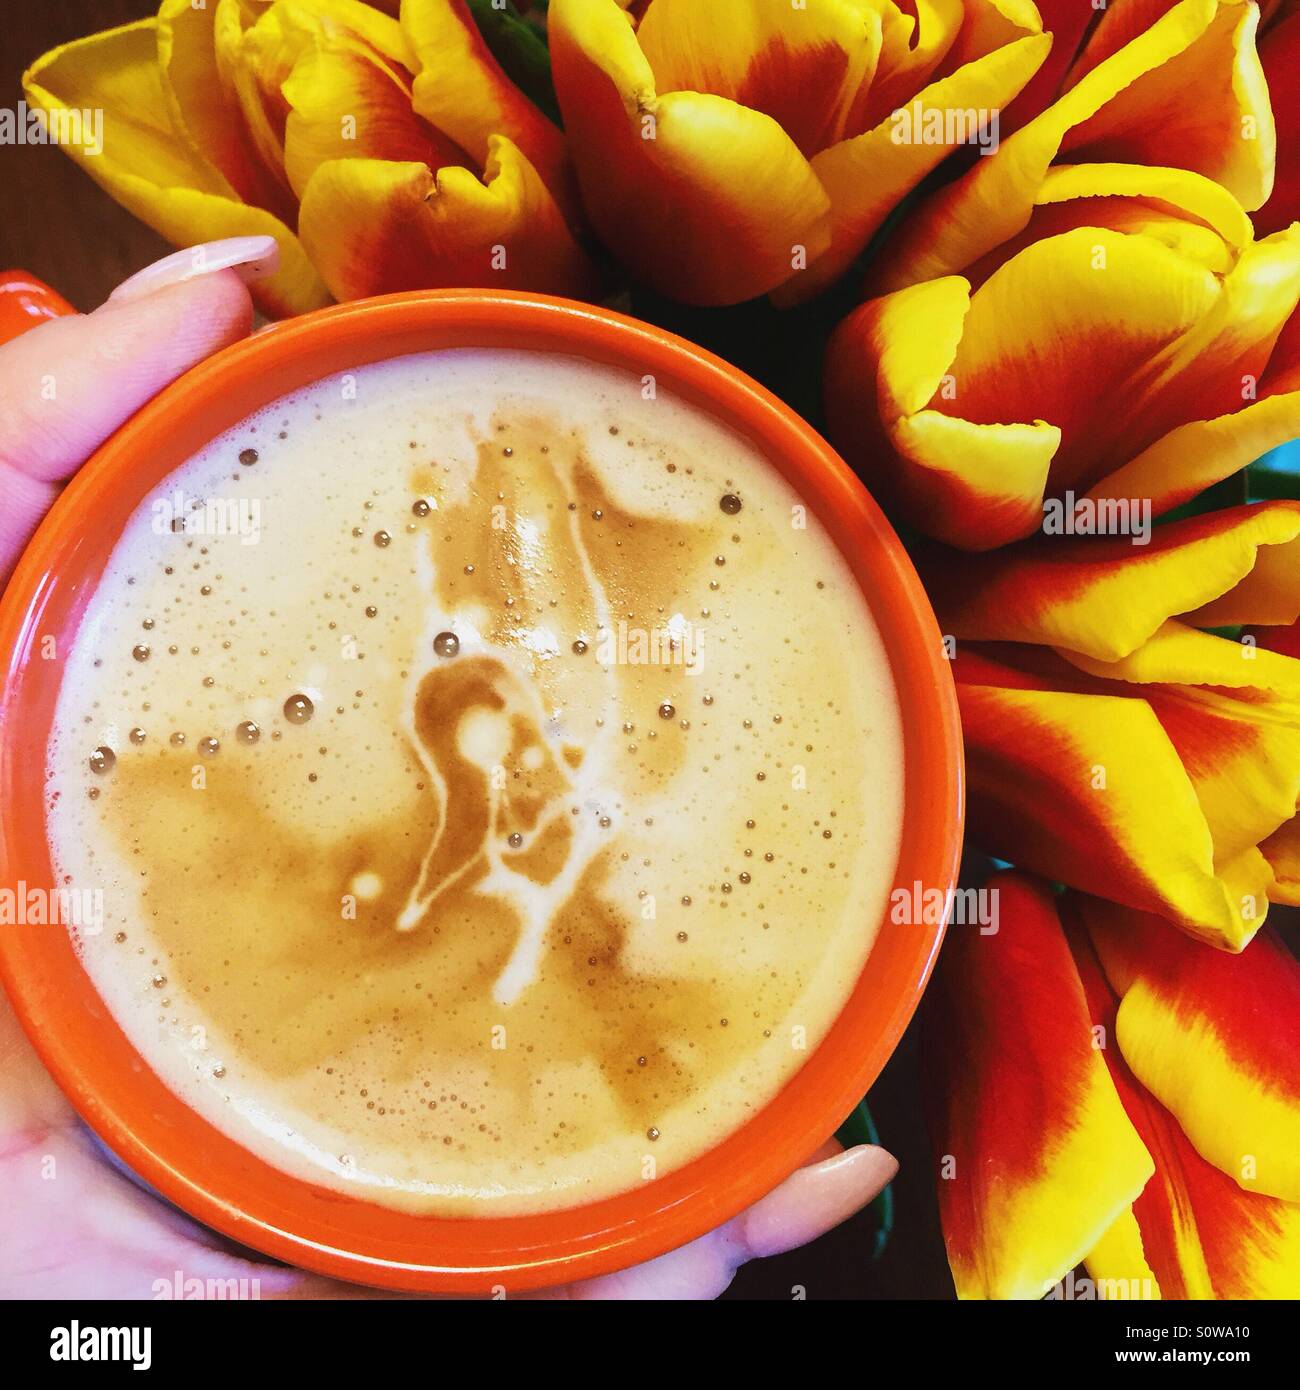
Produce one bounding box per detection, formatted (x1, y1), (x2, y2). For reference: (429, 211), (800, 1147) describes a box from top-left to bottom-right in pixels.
(46, 350), (904, 1215)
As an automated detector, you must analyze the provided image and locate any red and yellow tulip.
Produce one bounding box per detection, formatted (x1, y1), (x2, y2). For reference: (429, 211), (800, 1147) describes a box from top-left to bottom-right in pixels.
(824, 0), (1300, 960)
(22, 0), (595, 316)
(828, 217), (1300, 549)
(927, 504), (1300, 949)
(925, 874), (1300, 1299)
(1256, 3), (1300, 234)
(836, 0), (1300, 1299)
(19, 0), (1300, 1302)
(548, 0), (1053, 305)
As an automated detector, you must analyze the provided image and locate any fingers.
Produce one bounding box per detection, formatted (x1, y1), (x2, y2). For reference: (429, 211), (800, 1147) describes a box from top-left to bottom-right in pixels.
(0, 1124), (311, 1300)
(0, 241), (280, 1127)
(545, 1142), (898, 1301)
(735, 1143), (898, 1260)
(0, 273), (254, 488)
(0, 236), (280, 590)
(0, 980), (75, 1138)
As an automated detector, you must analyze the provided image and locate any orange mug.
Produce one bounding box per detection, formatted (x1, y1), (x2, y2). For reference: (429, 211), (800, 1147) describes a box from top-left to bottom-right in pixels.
(0, 284), (963, 1292)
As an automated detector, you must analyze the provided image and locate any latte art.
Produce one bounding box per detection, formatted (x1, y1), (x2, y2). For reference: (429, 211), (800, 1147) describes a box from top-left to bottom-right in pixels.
(46, 350), (903, 1215)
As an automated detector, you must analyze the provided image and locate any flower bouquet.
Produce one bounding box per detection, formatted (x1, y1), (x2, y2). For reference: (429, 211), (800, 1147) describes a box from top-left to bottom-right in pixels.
(23, 0), (1300, 1300)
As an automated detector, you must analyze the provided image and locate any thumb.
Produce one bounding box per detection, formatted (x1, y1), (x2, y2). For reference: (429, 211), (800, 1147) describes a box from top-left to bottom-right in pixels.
(0, 238), (279, 587)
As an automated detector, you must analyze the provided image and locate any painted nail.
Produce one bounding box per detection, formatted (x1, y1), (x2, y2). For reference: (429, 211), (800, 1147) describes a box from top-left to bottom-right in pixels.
(108, 236), (280, 304)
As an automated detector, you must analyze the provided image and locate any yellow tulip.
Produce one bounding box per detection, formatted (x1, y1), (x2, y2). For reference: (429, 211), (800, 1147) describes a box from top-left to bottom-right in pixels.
(547, 0), (1053, 306)
(23, 0), (595, 316)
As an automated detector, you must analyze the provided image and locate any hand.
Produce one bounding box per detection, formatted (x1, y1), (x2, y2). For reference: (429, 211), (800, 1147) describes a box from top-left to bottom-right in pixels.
(0, 241), (897, 1299)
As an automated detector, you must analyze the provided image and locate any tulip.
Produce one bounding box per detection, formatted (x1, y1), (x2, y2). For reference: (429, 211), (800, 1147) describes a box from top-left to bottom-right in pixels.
(829, 0), (1300, 1302)
(1255, 3), (1300, 235)
(826, 216), (1300, 550)
(913, 500), (1300, 951)
(827, 0), (1298, 551)
(821, 0), (1300, 947)
(869, 0), (1276, 293)
(547, 0), (1053, 306)
(924, 873), (1300, 1299)
(821, 1), (1300, 949)
(23, 0), (594, 316)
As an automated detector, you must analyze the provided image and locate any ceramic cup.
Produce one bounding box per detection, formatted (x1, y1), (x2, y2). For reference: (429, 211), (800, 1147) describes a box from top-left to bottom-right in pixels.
(0, 287), (963, 1292)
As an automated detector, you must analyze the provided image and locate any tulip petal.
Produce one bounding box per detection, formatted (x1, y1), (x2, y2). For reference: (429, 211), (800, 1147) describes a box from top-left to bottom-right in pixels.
(955, 652), (1264, 947)
(862, 0), (966, 124)
(1077, 225), (1300, 502)
(958, 636), (1300, 914)
(1062, 0), (1274, 212)
(1084, 1207), (1162, 1298)
(214, 0), (312, 195)
(634, 0), (887, 159)
(824, 276), (1062, 550)
(921, 873), (1154, 1300)
(1183, 513), (1300, 627)
(282, 39), (469, 200)
(29, 18), (228, 193)
(1082, 897), (1300, 1202)
(1260, 818), (1300, 905)
(1255, 618), (1300, 660)
(214, 0), (419, 195)
(548, 0), (830, 304)
(156, 0), (293, 221)
(1037, 162), (1252, 248)
(961, 161), (1252, 286)
(296, 137), (596, 299)
(873, 0), (1269, 292)
(253, 0), (416, 66)
(836, 227), (1300, 550)
(917, 501), (1300, 659)
(1068, 0), (1204, 75)
(1060, 620), (1300, 698)
(1089, 388), (1300, 520)
(941, 0), (1045, 70)
(1141, 683), (1300, 862)
(934, 228), (1300, 501)
(1254, 8), (1300, 235)
(999, 0), (1101, 135)
(1070, 910), (1300, 1299)
(1096, 1106), (1300, 1299)
(22, 18), (328, 318)
(778, 31), (1051, 304)
(402, 0), (571, 205)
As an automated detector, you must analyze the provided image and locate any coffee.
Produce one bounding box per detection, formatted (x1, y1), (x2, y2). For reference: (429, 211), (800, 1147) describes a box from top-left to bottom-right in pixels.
(46, 349), (903, 1215)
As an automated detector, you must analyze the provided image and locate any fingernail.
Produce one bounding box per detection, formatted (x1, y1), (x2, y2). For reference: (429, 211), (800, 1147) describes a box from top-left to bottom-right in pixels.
(108, 236), (279, 304)
(739, 1144), (898, 1259)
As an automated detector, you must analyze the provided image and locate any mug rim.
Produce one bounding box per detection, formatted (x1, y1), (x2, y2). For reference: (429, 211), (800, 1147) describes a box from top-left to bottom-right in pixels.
(0, 289), (963, 1293)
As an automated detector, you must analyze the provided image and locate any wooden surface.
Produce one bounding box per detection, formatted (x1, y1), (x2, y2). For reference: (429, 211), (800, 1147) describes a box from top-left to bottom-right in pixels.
(1, 0), (166, 308)
(0, 0), (954, 1300)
